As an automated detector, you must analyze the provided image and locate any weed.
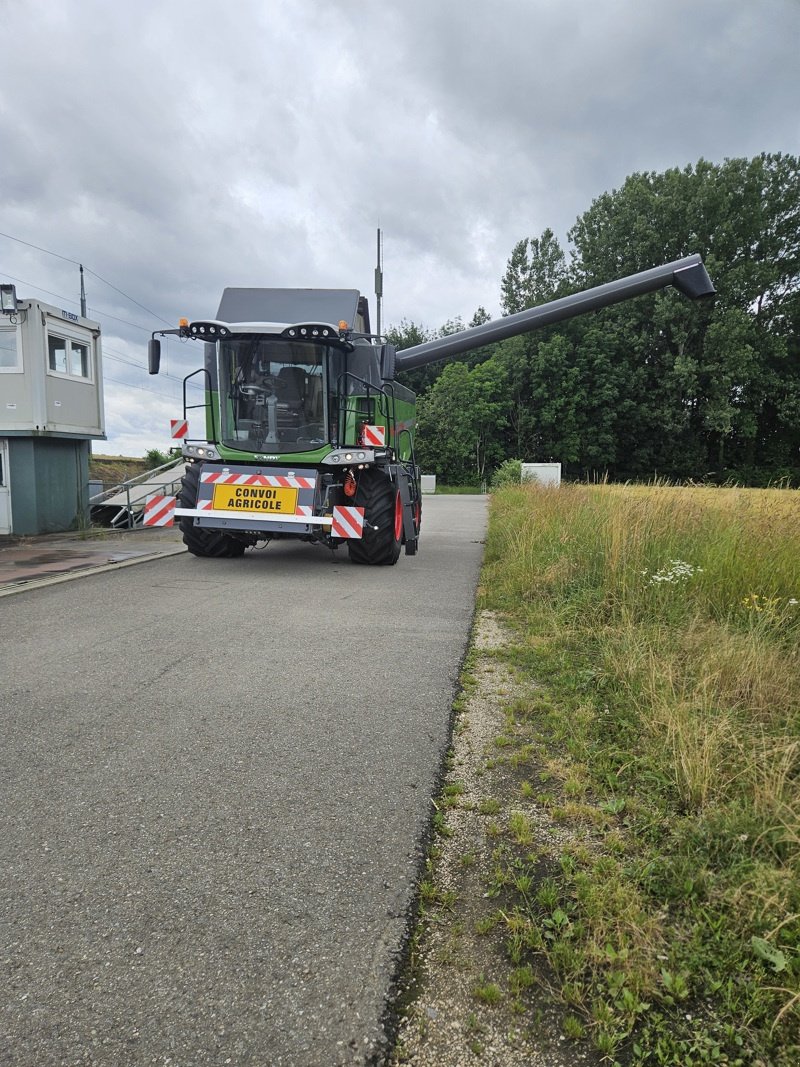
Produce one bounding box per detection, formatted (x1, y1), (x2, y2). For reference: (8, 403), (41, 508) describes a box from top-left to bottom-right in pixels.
(563, 1014), (585, 1040)
(508, 811), (535, 846)
(472, 979), (503, 1005)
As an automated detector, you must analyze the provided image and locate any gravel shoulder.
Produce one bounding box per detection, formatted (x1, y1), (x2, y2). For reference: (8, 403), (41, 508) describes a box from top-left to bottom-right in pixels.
(390, 612), (598, 1067)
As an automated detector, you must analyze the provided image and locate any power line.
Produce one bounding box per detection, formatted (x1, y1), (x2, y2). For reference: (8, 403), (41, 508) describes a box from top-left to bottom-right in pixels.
(0, 267), (190, 336)
(103, 347), (204, 389)
(0, 229), (173, 328)
(1, 266), (204, 395)
(83, 266), (172, 327)
(0, 229), (79, 266)
(0, 270), (83, 311)
(103, 374), (184, 399)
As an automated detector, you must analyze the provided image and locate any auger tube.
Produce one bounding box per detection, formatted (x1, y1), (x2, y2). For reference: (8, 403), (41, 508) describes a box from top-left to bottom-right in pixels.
(394, 254), (715, 373)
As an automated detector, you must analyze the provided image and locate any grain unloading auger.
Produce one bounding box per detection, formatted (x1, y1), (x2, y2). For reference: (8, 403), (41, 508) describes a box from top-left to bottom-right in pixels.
(146, 255), (714, 564)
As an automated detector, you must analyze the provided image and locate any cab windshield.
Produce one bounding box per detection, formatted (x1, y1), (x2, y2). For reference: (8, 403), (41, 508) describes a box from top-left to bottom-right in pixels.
(220, 336), (337, 453)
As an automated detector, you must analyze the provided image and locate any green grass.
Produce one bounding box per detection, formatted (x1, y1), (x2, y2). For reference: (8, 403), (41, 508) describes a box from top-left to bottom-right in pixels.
(434, 484), (484, 494)
(478, 482), (800, 1065)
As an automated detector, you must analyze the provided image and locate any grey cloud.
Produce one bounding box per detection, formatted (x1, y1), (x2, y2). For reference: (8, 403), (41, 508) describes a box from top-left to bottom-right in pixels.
(0, 0), (798, 452)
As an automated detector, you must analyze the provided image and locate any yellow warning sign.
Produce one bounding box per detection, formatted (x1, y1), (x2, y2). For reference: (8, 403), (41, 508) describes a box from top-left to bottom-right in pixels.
(211, 484), (298, 513)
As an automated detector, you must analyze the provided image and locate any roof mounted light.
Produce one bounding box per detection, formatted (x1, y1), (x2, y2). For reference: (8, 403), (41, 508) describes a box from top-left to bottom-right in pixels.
(281, 323), (337, 340)
(189, 321), (231, 339)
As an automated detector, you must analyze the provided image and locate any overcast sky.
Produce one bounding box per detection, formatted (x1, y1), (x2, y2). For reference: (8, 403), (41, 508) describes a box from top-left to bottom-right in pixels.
(1, 0), (798, 455)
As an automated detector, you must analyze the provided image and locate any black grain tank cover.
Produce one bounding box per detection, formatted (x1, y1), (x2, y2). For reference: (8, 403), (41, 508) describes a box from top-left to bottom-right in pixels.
(216, 288), (362, 329)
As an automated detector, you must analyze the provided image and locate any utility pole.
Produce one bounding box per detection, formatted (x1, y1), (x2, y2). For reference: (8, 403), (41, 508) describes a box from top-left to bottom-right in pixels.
(79, 264), (87, 318)
(374, 228), (383, 338)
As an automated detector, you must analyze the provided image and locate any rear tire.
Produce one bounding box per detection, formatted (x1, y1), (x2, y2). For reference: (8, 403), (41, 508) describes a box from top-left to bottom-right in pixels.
(347, 469), (402, 566)
(178, 464), (247, 558)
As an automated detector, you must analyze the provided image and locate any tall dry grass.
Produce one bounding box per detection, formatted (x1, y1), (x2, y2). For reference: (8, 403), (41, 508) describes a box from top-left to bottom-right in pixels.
(481, 481), (800, 1058)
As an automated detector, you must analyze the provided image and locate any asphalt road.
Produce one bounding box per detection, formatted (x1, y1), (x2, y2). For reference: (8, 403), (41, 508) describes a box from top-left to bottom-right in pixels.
(0, 496), (487, 1067)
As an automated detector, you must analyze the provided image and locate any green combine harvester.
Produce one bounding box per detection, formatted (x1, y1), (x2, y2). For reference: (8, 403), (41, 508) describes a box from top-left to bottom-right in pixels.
(147, 256), (714, 564)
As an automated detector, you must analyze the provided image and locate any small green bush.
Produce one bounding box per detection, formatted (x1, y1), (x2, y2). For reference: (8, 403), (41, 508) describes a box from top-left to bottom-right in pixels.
(145, 448), (172, 468)
(491, 458), (523, 489)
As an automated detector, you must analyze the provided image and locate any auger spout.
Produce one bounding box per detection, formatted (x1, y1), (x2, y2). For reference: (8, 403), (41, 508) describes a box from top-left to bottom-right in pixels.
(394, 254), (715, 373)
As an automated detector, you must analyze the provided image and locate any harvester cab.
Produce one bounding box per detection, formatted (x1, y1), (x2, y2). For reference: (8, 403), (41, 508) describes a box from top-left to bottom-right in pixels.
(147, 256), (715, 565)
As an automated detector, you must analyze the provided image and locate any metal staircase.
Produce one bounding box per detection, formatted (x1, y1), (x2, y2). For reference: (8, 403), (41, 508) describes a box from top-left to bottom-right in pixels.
(90, 458), (184, 529)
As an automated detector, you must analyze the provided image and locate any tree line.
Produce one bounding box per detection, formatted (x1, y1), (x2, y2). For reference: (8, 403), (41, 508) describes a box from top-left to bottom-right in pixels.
(389, 154), (800, 486)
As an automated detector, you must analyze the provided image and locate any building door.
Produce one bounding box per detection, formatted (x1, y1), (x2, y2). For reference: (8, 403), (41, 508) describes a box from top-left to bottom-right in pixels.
(0, 439), (11, 535)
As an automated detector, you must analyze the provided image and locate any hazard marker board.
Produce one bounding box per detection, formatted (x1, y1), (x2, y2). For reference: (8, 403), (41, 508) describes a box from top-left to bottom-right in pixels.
(170, 419), (189, 439)
(143, 494), (177, 527)
(331, 506), (365, 539)
(360, 424), (386, 447)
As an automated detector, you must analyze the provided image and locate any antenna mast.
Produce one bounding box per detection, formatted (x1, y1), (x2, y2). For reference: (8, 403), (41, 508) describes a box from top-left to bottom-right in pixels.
(374, 228), (383, 338)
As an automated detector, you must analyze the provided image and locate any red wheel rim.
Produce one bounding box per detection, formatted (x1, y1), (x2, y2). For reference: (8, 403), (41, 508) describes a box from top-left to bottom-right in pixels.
(394, 492), (403, 541)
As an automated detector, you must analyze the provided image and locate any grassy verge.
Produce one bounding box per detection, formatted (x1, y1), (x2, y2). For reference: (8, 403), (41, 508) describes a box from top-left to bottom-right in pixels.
(477, 482), (799, 1065)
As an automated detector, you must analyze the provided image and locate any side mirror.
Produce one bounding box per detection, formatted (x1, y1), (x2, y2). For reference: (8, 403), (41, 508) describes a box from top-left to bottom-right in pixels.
(148, 338), (161, 375)
(380, 342), (396, 381)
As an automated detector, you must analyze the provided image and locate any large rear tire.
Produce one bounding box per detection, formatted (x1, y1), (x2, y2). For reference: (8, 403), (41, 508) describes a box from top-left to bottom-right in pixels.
(347, 469), (402, 566)
(178, 464), (247, 558)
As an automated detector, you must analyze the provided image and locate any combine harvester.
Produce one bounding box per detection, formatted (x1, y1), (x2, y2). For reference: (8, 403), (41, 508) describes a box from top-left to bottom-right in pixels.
(146, 256), (715, 564)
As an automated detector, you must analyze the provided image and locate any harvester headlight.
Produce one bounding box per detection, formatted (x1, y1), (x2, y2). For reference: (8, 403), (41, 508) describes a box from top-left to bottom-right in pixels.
(321, 449), (374, 467)
(189, 321), (231, 339)
(182, 442), (220, 461)
(282, 323), (338, 342)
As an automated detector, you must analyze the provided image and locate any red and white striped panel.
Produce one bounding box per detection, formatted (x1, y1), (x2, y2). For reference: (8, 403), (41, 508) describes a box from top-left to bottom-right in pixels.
(360, 424), (386, 447)
(331, 506), (365, 539)
(170, 419), (189, 439)
(200, 472), (316, 489)
(143, 494), (176, 527)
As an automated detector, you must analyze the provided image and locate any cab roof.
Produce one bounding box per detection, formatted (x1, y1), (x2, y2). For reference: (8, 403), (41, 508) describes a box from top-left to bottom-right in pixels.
(216, 288), (369, 332)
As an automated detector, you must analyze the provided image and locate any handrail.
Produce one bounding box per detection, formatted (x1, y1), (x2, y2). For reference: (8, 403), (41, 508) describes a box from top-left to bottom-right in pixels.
(184, 368), (216, 441)
(335, 371), (393, 448)
(89, 457), (184, 528)
(88, 456), (183, 504)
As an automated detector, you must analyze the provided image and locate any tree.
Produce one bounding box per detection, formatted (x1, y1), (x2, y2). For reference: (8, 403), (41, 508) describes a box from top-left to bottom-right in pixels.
(415, 359), (507, 484)
(566, 154), (800, 479)
(500, 228), (568, 314)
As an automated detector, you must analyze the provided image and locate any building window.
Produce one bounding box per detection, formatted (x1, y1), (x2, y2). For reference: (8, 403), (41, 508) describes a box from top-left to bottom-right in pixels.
(48, 335), (91, 379)
(0, 326), (20, 371)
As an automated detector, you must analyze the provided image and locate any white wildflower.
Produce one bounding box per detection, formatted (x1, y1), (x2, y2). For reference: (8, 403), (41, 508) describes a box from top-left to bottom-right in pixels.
(647, 560), (703, 586)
